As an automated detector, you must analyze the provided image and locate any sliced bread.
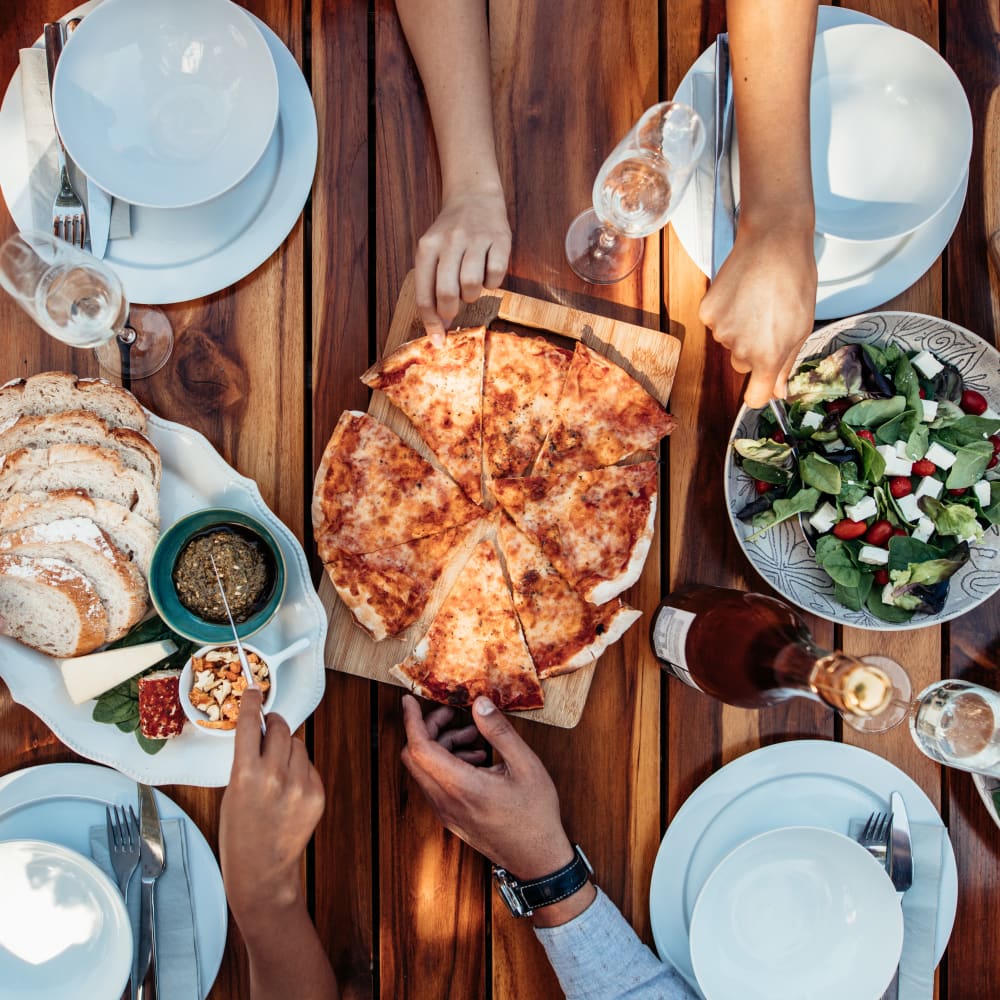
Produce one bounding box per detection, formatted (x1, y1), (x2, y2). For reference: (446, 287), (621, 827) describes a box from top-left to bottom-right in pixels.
(0, 410), (161, 486)
(0, 489), (157, 574)
(0, 553), (108, 656)
(0, 518), (147, 641)
(0, 372), (146, 433)
(0, 444), (159, 524)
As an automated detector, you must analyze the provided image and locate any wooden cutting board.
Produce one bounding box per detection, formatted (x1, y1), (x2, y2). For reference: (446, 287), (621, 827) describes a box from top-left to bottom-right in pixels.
(317, 271), (681, 727)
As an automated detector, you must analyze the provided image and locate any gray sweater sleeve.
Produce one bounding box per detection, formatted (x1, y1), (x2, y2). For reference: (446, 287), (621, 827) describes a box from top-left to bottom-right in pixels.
(532, 888), (698, 1000)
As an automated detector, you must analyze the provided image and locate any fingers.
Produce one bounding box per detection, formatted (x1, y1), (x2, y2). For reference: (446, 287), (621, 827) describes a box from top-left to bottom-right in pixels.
(414, 242), (447, 340)
(743, 366), (781, 409)
(484, 236), (510, 290)
(438, 722), (482, 753)
(232, 686), (264, 769)
(470, 697), (533, 774)
(260, 709), (292, 766)
(422, 704), (458, 742)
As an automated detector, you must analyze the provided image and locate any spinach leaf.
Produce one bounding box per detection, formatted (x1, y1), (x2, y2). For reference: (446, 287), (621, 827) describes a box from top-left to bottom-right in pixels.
(842, 395), (906, 428)
(905, 423), (929, 460)
(929, 400), (965, 429)
(800, 453), (842, 495)
(935, 416), (1000, 449)
(733, 437), (793, 466)
(887, 534), (947, 571)
(981, 483), (1000, 525)
(748, 488), (821, 541)
(841, 423), (886, 484)
(875, 409), (917, 446)
(815, 534), (862, 587)
(866, 588), (914, 624)
(945, 440), (993, 489)
(135, 733), (168, 756)
(742, 459), (790, 485)
(834, 574), (874, 612)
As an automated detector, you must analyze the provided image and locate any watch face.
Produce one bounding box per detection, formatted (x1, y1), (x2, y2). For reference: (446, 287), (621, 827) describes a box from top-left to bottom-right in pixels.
(494, 872), (529, 917)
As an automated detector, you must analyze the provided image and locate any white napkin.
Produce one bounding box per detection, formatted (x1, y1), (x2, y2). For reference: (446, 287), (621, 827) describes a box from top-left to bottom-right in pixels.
(90, 818), (202, 1000)
(18, 47), (131, 239)
(898, 822), (948, 1000)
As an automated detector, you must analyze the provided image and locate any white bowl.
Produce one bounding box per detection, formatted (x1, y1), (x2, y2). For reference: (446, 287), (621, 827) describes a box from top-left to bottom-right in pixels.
(0, 839), (132, 999)
(690, 826), (903, 1000)
(53, 0), (279, 209)
(810, 24), (972, 242)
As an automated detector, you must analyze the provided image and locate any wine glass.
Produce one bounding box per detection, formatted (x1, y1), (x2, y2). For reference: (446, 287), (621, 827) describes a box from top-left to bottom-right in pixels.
(0, 231), (173, 380)
(566, 102), (706, 284)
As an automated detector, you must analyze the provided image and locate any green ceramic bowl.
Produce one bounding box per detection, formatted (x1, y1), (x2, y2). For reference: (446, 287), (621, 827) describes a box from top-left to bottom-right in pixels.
(148, 508), (286, 644)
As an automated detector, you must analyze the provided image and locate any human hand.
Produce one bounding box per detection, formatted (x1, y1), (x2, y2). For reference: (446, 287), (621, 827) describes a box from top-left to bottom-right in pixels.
(220, 688), (326, 919)
(698, 219), (817, 408)
(414, 185), (511, 342)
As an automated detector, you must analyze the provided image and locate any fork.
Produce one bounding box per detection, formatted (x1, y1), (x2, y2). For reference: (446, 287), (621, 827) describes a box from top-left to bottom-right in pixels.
(857, 810), (892, 864)
(43, 22), (87, 248)
(106, 805), (140, 995)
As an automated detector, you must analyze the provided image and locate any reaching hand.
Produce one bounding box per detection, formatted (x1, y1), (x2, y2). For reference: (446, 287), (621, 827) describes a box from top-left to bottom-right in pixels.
(698, 218), (817, 409)
(414, 186), (511, 342)
(400, 694), (575, 880)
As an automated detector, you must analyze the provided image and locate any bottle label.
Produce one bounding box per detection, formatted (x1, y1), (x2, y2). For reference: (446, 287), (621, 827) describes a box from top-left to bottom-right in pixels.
(651, 605), (704, 691)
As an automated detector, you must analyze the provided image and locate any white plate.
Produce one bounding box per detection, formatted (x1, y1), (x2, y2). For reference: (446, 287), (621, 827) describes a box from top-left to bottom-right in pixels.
(0, 838), (132, 1000)
(670, 5), (968, 320)
(0, 1), (317, 304)
(972, 772), (1000, 831)
(689, 827), (903, 1000)
(649, 739), (958, 996)
(725, 312), (1000, 630)
(0, 412), (328, 787)
(0, 762), (226, 999)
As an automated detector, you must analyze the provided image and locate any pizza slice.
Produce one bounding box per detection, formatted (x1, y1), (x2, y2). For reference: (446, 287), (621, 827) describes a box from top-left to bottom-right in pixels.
(482, 331), (573, 481)
(533, 341), (677, 476)
(325, 521), (475, 641)
(362, 328), (486, 502)
(498, 515), (641, 678)
(492, 461), (658, 605)
(390, 538), (544, 711)
(312, 410), (481, 559)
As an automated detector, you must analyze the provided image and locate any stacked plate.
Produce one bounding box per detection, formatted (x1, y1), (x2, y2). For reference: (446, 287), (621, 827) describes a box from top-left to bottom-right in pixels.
(670, 7), (972, 319)
(0, 0), (318, 304)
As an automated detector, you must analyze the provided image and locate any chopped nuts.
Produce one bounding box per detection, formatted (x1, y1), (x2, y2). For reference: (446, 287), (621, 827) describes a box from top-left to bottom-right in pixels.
(188, 646), (270, 730)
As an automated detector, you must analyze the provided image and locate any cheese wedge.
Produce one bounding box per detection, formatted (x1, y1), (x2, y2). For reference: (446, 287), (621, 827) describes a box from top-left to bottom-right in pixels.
(58, 639), (177, 704)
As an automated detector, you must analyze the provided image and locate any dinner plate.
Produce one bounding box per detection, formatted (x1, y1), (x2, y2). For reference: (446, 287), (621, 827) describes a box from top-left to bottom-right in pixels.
(725, 311), (1000, 630)
(0, 412), (328, 787)
(649, 739), (958, 995)
(0, 1), (317, 304)
(0, 763), (226, 999)
(670, 5), (968, 320)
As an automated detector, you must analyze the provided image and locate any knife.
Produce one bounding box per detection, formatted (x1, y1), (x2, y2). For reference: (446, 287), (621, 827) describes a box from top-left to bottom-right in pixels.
(881, 791), (913, 1000)
(136, 783), (166, 1000)
(710, 31), (736, 281)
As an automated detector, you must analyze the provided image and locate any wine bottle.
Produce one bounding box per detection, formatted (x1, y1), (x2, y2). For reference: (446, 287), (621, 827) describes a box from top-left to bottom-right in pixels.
(649, 585), (911, 732)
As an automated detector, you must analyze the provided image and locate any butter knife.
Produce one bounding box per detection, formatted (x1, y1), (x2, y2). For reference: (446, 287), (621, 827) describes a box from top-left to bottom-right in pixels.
(880, 791), (913, 1000)
(136, 783), (166, 1000)
(710, 31), (736, 281)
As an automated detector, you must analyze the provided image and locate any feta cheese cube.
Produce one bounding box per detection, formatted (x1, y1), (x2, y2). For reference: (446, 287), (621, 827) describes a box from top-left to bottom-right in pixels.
(974, 480), (992, 508)
(876, 444), (913, 476)
(896, 493), (923, 522)
(859, 545), (890, 565)
(915, 476), (944, 500)
(921, 399), (939, 422)
(925, 442), (957, 469)
(844, 495), (878, 522)
(882, 582), (897, 606)
(894, 440), (910, 460)
(800, 409), (824, 431)
(823, 438), (847, 453)
(808, 502), (839, 534)
(912, 517), (935, 542)
(911, 350), (944, 378)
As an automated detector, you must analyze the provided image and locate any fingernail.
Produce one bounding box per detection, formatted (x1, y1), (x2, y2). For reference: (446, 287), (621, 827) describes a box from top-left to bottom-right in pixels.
(474, 697), (496, 716)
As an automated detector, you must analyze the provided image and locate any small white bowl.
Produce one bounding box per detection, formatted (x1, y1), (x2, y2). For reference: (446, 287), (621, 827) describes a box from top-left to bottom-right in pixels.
(689, 826), (903, 1000)
(810, 23), (972, 242)
(53, 0), (279, 209)
(180, 637), (308, 737)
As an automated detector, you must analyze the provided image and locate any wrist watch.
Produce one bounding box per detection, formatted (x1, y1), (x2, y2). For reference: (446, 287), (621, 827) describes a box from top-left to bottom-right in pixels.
(492, 844), (594, 917)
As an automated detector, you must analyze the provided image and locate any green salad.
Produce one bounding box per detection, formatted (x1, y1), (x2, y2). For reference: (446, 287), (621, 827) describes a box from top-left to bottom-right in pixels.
(733, 341), (1000, 623)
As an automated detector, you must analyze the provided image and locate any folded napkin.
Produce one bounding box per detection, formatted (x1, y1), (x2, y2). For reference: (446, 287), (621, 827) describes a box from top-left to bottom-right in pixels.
(19, 47), (131, 240)
(90, 817), (202, 1000)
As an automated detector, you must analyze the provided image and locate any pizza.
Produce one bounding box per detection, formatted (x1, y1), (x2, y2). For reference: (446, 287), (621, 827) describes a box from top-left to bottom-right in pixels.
(482, 332), (572, 480)
(491, 461), (658, 605)
(390, 539), (544, 711)
(362, 328), (486, 503)
(534, 341), (677, 475)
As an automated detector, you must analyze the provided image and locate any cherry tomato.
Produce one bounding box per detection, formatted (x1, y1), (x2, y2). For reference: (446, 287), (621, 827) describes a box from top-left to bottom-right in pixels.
(911, 458), (936, 477)
(989, 454), (999, 470)
(873, 568), (890, 587)
(918, 387), (927, 399)
(826, 399), (852, 417)
(753, 479), (772, 494)
(891, 527), (908, 538)
(857, 429), (876, 445)
(961, 389), (988, 415)
(889, 476), (913, 498)
(948, 487), (968, 497)
(864, 519), (894, 546)
(833, 518), (868, 540)
(771, 429), (786, 444)
(990, 435), (1000, 455)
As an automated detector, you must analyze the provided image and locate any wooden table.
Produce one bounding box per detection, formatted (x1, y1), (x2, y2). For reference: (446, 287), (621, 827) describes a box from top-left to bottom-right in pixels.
(2, 1), (999, 997)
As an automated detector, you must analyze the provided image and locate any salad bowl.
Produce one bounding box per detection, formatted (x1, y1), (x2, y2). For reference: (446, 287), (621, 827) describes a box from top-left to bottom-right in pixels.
(725, 312), (1000, 630)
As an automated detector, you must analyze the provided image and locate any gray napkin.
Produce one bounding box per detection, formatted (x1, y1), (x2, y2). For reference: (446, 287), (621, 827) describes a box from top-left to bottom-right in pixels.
(898, 822), (947, 1000)
(90, 818), (202, 1000)
(18, 47), (131, 239)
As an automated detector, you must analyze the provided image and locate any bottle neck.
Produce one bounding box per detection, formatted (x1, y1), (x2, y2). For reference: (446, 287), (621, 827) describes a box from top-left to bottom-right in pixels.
(772, 643), (894, 718)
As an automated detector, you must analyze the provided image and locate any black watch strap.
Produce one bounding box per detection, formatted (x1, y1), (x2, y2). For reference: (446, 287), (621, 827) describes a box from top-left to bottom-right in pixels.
(493, 844), (594, 917)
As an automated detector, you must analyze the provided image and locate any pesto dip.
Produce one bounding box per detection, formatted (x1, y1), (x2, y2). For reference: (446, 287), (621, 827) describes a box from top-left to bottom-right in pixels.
(172, 526), (273, 623)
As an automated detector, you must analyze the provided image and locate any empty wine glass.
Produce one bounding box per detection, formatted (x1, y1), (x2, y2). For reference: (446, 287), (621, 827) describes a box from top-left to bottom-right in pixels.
(0, 231), (172, 380)
(566, 102), (706, 284)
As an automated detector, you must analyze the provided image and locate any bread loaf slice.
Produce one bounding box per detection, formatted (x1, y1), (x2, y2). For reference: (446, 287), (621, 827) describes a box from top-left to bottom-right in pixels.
(0, 553), (108, 656)
(0, 518), (146, 641)
(0, 445), (159, 524)
(0, 372), (146, 433)
(0, 410), (161, 487)
(0, 489), (157, 574)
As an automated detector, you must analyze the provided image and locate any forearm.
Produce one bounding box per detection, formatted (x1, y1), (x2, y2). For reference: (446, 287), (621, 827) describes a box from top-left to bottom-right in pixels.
(395, 0), (502, 198)
(727, 0), (817, 229)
